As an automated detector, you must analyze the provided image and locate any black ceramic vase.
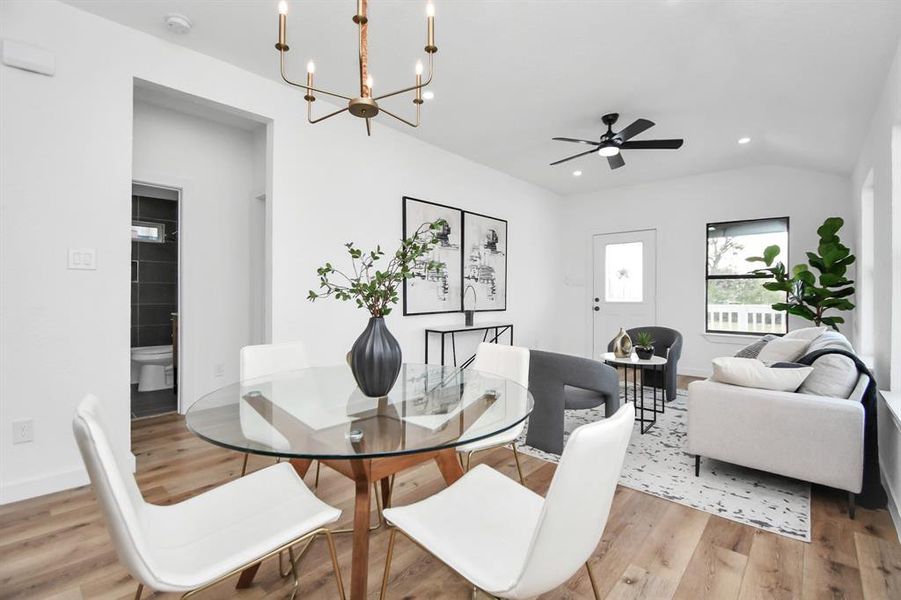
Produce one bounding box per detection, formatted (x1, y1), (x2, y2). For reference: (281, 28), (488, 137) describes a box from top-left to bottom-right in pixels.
(350, 317), (402, 397)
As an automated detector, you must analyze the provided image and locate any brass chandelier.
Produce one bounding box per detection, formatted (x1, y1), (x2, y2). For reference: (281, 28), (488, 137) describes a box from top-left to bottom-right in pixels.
(276, 0), (437, 136)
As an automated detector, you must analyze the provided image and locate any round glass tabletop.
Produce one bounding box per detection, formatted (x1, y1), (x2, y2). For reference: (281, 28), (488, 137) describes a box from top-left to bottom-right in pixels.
(185, 363), (534, 460)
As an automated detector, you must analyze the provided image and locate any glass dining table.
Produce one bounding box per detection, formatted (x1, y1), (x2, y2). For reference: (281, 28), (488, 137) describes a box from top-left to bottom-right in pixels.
(185, 362), (534, 600)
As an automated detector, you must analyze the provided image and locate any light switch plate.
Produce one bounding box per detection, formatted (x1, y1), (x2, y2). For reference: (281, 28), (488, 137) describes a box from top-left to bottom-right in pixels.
(68, 249), (96, 270)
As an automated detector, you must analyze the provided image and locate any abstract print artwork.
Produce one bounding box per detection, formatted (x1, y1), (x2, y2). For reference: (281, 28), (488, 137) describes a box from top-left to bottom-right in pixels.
(463, 211), (507, 311)
(402, 197), (463, 315)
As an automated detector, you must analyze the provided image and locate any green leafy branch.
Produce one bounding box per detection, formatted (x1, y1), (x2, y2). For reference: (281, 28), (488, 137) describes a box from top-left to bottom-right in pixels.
(746, 217), (856, 330)
(308, 220), (447, 317)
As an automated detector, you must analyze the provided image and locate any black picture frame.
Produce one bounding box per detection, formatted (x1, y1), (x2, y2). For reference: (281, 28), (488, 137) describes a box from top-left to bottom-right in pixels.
(402, 196), (464, 316)
(462, 210), (508, 312)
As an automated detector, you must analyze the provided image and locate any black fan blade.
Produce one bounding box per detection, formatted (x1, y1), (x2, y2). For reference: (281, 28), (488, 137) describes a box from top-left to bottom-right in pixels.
(620, 139), (684, 150)
(607, 153), (625, 170)
(550, 147), (599, 166)
(616, 118), (654, 141)
(552, 137), (600, 145)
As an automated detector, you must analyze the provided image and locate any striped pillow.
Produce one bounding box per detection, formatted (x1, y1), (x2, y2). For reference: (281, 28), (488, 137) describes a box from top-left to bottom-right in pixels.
(733, 334), (776, 359)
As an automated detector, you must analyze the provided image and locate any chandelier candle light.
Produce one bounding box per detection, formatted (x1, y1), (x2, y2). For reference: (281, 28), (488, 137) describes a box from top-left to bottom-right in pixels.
(276, 0), (437, 136)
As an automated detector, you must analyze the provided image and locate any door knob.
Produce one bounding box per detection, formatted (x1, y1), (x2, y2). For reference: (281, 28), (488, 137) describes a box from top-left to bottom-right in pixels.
(594, 297), (599, 302)
(593, 306), (600, 311)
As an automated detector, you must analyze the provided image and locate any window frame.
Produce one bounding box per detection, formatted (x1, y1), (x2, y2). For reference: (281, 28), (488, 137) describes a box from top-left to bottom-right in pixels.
(705, 216), (790, 336)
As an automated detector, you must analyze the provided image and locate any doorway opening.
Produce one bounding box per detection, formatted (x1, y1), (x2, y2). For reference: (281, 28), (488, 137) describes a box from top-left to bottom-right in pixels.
(131, 183), (180, 418)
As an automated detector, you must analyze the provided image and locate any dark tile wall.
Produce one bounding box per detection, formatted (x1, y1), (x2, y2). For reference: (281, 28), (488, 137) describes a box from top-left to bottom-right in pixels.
(132, 196), (177, 348)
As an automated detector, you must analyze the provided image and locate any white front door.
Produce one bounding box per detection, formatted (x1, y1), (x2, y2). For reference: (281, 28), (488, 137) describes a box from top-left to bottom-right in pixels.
(592, 230), (657, 359)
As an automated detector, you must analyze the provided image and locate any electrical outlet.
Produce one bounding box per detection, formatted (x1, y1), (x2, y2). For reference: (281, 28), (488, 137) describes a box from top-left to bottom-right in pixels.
(214, 363), (225, 378)
(12, 419), (33, 444)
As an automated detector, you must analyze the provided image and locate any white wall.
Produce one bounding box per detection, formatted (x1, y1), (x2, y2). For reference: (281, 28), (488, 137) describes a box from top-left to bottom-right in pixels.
(132, 100), (262, 408)
(852, 40), (901, 537)
(558, 165), (854, 376)
(0, 0), (563, 503)
(853, 40), (901, 390)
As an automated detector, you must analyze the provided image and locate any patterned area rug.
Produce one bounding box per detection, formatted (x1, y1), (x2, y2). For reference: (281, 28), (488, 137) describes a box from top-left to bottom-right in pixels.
(515, 389), (811, 541)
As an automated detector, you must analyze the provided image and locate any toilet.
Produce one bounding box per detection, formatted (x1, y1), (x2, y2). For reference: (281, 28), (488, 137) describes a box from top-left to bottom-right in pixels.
(131, 345), (174, 392)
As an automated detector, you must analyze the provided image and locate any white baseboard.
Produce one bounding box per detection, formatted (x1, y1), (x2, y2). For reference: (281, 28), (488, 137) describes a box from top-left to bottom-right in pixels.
(881, 464), (901, 544)
(0, 466), (89, 505)
(0, 452), (136, 506)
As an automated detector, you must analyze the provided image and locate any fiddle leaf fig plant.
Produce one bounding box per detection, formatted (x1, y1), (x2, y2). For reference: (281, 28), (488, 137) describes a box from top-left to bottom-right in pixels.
(746, 217), (856, 331)
(308, 220), (447, 317)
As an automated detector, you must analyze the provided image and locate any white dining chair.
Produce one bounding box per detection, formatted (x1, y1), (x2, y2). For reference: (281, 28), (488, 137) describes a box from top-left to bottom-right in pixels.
(379, 403), (635, 599)
(72, 395), (345, 599)
(456, 343), (531, 483)
(239, 341), (310, 478)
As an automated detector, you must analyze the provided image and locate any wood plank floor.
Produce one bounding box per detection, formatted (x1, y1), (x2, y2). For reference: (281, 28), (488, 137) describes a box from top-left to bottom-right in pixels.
(2, 400), (900, 599)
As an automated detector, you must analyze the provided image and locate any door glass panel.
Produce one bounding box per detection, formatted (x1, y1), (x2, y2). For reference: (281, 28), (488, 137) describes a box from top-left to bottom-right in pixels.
(605, 242), (643, 302)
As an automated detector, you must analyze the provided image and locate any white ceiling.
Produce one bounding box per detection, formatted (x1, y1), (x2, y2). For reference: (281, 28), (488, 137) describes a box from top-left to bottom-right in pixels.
(63, 0), (901, 195)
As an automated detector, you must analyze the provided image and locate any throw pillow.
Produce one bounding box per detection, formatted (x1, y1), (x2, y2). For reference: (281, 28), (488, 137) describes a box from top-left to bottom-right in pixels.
(797, 330), (859, 398)
(734, 334), (776, 359)
(711, 357), (814, 392)
(757, 337), (811, 364)
(783, 326), (827, 341)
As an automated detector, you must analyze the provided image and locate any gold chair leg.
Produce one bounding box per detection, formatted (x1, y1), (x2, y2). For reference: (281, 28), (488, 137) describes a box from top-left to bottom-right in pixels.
(324, 530), (346, 600)
(585, 560), (600, 600)
(379, 528), (398, 599)
(314, 460), (321, 489)
(511, 443), (525, 485)
(134, 583), (144, 600)
(240, 453), (249, 477)
(288, 545), (301, 600)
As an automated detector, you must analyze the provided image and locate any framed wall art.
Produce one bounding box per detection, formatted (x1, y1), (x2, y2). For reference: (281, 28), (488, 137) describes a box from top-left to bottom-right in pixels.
(402, 196), (464, 315)
(462, 211), (508, 312)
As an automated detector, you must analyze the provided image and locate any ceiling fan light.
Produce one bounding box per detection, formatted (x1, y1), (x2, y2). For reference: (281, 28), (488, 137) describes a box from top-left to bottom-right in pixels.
(597, 145), (620, 157)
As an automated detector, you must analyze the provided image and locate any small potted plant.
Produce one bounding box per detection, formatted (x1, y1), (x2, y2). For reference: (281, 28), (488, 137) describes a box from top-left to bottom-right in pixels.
(634, 331), (655, 360)
(308, 220), (446, 397)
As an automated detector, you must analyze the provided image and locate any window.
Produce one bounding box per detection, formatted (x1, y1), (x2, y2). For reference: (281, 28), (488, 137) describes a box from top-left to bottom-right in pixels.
(605, 241), (643, 302)
(706, 217), (789, 334)
(131, 220), (165, 243)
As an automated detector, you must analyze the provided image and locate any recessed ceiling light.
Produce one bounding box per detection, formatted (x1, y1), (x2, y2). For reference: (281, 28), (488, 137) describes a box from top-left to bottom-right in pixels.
(164, 13), (193, 34)
(573, 170), (582, 177)
(738, 137), (751, 144)
(422, 91), (435, 100)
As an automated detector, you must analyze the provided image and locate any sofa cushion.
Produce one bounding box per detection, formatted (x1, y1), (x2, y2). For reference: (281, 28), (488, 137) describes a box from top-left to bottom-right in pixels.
(734, 334), (776, 359)
(783, 326), (827, 341)
(757, 337), (811, 364)
(797, 331), (859, 399)
(711, 357), (813, 392)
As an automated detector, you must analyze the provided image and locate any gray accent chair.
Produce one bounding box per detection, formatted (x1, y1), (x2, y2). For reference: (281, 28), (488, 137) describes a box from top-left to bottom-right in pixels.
(525, 350), (620, 455)
(606, 326), (682, 402)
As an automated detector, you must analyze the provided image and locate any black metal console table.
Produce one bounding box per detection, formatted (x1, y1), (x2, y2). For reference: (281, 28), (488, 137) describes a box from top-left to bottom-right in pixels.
(424, 322), (513, 368)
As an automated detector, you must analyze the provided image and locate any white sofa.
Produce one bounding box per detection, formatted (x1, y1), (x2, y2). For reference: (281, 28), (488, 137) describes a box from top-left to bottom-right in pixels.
(688, 332), (869, 515)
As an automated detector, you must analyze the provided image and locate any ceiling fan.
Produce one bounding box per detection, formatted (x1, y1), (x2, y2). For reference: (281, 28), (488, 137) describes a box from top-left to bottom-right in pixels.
(550, 113), (684, 170)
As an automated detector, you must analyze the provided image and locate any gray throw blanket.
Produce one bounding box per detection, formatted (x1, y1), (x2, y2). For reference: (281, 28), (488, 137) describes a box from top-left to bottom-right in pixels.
(798, 348), (887, 509)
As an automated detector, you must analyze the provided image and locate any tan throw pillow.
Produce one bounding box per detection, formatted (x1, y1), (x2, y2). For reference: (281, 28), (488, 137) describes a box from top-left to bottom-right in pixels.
(783, 326), (827, 341)
(711, 357), (814, 392)
(757, 337), (811, 364)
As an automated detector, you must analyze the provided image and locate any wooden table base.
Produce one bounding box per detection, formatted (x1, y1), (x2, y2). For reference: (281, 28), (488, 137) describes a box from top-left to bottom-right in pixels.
(236, 449), (465, 600)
